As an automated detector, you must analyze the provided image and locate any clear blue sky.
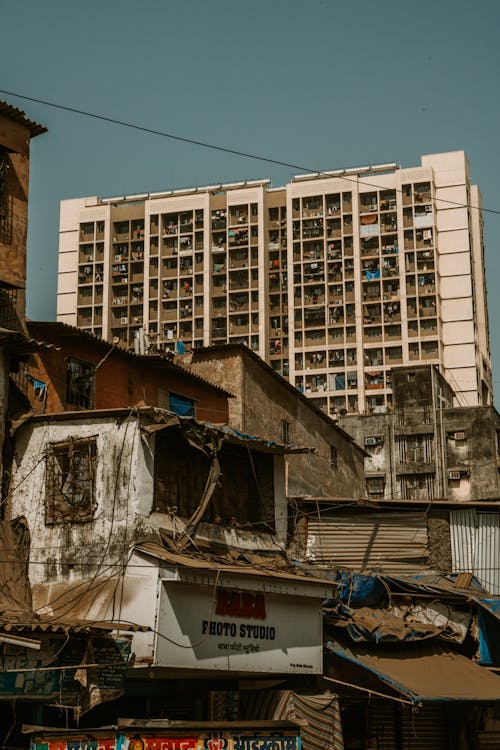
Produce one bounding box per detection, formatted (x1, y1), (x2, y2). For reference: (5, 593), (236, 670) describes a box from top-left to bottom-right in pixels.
(2, 0), (500, 396)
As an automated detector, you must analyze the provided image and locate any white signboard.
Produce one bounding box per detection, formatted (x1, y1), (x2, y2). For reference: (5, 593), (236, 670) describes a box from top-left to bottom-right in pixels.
(155, 581), (323, 673)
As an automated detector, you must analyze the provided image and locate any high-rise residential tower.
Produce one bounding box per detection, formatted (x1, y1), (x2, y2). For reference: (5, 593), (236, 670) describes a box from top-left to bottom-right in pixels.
(57, 151), (492, 413)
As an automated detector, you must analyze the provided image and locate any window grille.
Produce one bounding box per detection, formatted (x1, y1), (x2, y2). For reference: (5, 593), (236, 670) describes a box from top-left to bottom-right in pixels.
(45, 437), (97, 524)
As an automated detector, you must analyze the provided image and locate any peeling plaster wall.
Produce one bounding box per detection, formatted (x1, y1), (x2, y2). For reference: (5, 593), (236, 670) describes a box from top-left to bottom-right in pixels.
(9, 416), (288, 618)
(10, 417), (152, 593)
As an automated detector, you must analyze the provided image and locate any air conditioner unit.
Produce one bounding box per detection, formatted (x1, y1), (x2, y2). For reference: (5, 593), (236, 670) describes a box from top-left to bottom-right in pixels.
(449, 470), (461, 480)
(369, 205), (377, 212)
(114, 255), (121, 262)
(365, 437), (378, 446)
(120, 317), (128, 325)
(112, 336), (120, 344)
(455, 431), (466, 441)
(425, 205), (432, 212)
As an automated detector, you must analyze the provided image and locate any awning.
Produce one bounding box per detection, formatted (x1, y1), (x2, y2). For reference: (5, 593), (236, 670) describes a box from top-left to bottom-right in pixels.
(326, 639), (500, 702)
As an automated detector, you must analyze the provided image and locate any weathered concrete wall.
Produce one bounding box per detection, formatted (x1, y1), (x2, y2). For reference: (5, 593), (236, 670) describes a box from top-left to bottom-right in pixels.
(10, 417), (152, 593)
(444, 406), (500, 500)
(341, 404), (500, 502)
(9, 414), (287, 616)
(187, 348), (365, 499)
(181, 349), (244, 428)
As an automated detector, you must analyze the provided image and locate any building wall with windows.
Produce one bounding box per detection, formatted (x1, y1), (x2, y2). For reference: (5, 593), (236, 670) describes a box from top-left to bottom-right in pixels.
(57, 151), (492, 415)
(17, 321), (230, 423)
(338, 364), (500, 501)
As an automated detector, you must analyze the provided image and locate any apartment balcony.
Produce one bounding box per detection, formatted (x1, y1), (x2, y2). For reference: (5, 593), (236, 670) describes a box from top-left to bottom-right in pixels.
(421, 345), (439, 360)
(79, 228), (95, 244)
(112, 231), (130, 242)
(304, 332), (326, 347)
(382, 266), (398, 279)
(419, 306), (437, 318)
(230, 256), (249, 270)
(77, 312), (93, 328)
(229, 323), (250, 335)
(420, 326), (438, 340)
(229, 279), (248, 292)
(212, 327), (227, 339)
(359, 200), (378, 214)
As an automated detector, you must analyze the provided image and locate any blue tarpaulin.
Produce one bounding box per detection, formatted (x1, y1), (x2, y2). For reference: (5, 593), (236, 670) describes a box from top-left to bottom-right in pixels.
(472, 598), (500, 666)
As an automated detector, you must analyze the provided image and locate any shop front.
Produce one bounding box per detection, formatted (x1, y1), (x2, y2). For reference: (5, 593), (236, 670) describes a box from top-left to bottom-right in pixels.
(27, 720), (303, 750)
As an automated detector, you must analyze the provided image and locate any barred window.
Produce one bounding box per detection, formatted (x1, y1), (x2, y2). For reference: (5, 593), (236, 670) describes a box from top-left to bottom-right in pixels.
(45, 438), (97, 524)
(66, 358), (95, 409)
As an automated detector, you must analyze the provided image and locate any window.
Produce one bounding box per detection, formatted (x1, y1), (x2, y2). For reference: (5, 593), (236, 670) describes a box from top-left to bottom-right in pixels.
(169, 392), (195, 417)
(366, 475), (385, 499)
(281, 419), (290, 445)
(45, 438), (97, 524)
(66, 358), (95, 409)
(330, 445), (338, 469)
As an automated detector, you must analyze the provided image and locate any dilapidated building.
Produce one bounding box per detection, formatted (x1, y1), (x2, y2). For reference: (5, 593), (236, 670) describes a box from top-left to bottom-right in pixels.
(338, 364), (500, 501)
(179, 343), (366, 498)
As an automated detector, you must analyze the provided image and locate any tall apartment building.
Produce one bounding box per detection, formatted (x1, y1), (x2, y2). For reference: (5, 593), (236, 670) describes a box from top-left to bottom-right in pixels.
(57, 150), (492, 414)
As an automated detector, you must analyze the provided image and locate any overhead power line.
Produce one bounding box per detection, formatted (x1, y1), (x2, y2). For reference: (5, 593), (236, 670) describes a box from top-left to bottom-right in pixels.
(1, 88), (499, 216)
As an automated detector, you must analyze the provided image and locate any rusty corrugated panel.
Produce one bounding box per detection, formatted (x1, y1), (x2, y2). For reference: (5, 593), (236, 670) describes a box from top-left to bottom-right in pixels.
(0, 618), (149, 634)
(305, 512), (428, 575)
(450, 510), (500, 595)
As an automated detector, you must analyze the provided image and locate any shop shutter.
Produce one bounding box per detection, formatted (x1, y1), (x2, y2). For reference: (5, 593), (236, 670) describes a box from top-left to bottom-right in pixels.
(367, 702), (398, 750)
(400, 704), (448, 750)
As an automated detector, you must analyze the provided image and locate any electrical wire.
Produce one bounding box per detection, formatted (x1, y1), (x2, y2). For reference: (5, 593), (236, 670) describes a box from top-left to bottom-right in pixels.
(1, 88), (499, 216)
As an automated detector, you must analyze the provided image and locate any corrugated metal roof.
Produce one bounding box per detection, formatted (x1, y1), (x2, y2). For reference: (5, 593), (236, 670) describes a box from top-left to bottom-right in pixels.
(450, 509), (500, 595)
(0, 617), (149, 634)
(306, 512), (429, 575)
(0, 100), (47, 137)
(134, 541), (337, 588)
(26, 321), (233, 397)
(0, 327), (60, 353)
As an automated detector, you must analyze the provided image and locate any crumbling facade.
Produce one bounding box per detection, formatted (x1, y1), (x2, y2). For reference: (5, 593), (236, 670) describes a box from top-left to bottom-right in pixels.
(339, 364), (500, 501)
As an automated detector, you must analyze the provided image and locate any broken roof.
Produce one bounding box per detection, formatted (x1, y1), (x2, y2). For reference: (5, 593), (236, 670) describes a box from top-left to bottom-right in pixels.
(134, 541), (336, 591)
(142, 408), (313, 454)
(183, 344), (367, 455)
(29, 406), (312, 454)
